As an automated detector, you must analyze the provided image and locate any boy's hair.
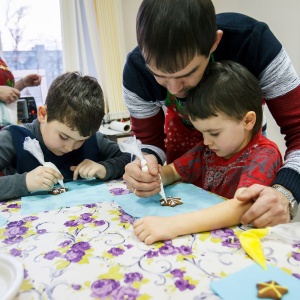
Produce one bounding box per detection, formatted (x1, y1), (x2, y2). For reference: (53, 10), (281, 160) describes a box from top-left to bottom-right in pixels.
(45, 72), (105, 137)
(136, 0), (217, 73)
(186, 61), (263, 138)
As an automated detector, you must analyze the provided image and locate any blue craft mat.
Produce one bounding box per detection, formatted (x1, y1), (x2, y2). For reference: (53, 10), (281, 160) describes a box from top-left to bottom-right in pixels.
(21, 180), (224, 218)
(21, 179), (111, 215)
(112, 182), (224, 218)
(0, 214), (8, 227)
(210, 264), (300, 300)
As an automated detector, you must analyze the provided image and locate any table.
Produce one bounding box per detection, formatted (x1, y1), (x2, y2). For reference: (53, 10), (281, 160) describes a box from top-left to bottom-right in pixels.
(0, 181), (299, 300)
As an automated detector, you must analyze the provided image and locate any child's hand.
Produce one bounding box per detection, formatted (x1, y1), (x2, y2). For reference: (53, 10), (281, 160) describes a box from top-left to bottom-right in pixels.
(70, 159), (106, 180)
(26, 166), (64, 192)
(133, 216), (178, 245)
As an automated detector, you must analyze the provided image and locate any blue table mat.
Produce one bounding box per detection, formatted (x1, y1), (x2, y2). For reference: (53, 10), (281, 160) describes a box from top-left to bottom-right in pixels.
(21, 180), (224, 217)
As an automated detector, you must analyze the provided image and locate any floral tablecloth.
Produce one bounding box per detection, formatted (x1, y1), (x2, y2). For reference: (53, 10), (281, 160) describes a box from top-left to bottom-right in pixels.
(0, 181), (299, 300)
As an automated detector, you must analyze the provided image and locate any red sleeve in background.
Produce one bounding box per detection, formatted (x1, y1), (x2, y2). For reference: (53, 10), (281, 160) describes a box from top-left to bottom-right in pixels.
(130, 108), (166, 152)
(266, 85), (300, 156)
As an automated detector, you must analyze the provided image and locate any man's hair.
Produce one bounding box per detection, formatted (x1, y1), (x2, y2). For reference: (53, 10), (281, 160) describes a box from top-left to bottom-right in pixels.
(45, 72), (105, 137)
(186, 61), (263, 138)
(137, 0), (217, 73)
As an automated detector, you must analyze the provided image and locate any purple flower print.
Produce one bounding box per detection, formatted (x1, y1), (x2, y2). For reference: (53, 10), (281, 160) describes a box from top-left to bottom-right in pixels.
(44, 250), (61, 260)
(124, 244), (133, 249)
(5, 226), (28, 236)
(64, 220), (79, 227)
(221, 236), (241, 248)
(22, 216), (38, 222)
(108, 247), (125, 257)
(292, 251), (300, 261)
(119, 210), (135, 224)
(94, 220), (105, 226)
(91, 279), (120, 298)
(210, 228), (240, 248)
(159, 244), (179, 256)
(10, 248), (22, 257)
(175, 278), (195, 291)
(3, 236), (23, 245)
(85, 204), (97, 208)
(178, 245), (192, 255)
(124, 272), (143, 284)
(293, 273), (300, 280)
(211, 228), (234, 238)
(59, 240), (72, 248)
(72, 284), (81, 290)
(7, 220), (25, 227)
(65, 248), (85, 262)
(24, 269), (28, 279)
(37, 229), (47, 234)
(78, 213), (93, 224)
(110, 187), (131, 196)
(171, 269), (185, 278)
(7, 204), (20, 209)
(71, 241), (91, 251)
(111, 286), (139, 300)
(144, 250), (158, 258)
(292, 243), (300, 249)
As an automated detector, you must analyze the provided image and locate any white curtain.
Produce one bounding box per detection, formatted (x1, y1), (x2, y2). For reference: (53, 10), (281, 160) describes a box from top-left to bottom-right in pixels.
(59, 0), (129, 120)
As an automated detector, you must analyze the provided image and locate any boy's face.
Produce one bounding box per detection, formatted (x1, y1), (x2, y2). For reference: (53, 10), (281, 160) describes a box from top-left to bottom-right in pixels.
(190, 113), (251, 159)
(146, 55), (210, 99)
(38, 106), (90, 156)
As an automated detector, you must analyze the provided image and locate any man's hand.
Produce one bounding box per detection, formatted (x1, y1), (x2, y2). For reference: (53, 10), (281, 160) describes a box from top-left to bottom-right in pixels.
(237, 184), (290, 227)
(123, 154), (161, 197)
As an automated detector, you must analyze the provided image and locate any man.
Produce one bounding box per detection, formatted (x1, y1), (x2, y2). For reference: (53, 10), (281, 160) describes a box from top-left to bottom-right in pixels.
(122, 0), (299, 227)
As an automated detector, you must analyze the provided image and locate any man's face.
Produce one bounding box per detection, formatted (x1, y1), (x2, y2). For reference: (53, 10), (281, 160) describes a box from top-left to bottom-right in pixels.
(146, 55), (210, 99)
(40, 120), (90, 156)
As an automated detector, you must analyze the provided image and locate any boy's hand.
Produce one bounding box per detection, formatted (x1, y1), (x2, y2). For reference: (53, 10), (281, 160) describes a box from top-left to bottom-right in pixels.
(26, 166), (64, 192)
(71, 159), (106, 180)
(133, 216), (178, 245)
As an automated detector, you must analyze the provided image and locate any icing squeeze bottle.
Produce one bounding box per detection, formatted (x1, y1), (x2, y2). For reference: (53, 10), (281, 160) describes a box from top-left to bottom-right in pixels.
(23, 137), (65, 188)
(141, 159), (167, 201)
(119, 136), (166, 200)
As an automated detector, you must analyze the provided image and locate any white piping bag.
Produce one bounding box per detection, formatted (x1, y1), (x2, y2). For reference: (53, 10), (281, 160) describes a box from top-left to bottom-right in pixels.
(119, 136), (167, 200)
(23, 137), (65, 187)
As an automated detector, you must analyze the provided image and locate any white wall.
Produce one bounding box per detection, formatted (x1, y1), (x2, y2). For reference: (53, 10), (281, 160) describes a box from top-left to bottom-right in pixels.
(122, 0), (300, 157)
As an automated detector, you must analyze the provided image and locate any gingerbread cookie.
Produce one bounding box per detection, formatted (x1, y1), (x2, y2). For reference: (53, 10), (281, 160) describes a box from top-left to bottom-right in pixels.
(48, 187), (68, 195)
(257, 280), (288, 299)
(160, 196), (183, 207)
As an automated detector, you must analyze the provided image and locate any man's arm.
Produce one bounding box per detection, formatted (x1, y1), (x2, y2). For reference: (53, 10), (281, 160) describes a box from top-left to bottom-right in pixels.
(260, 50), (300, 203)
(122, 47), (167, 165)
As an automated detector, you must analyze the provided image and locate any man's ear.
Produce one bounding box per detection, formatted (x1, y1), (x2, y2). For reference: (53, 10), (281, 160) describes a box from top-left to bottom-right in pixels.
(37, 105), (47, 123)
(243, 111), (256, 131)
(210, 30), (223, 53)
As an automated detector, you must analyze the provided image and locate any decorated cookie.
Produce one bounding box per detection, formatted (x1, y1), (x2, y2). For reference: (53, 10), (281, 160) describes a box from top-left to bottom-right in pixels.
(48, 187), (68, 195)
(160, 196), (183, 207)
(257, 280), (288, 299)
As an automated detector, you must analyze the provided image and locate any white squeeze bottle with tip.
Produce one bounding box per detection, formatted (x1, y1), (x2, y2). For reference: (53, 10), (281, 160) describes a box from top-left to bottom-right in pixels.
(140, 159), (167, 201)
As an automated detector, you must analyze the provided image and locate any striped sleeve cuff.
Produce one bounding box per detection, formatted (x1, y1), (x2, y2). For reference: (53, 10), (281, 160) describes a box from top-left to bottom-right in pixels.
(272, 168), (300, 203)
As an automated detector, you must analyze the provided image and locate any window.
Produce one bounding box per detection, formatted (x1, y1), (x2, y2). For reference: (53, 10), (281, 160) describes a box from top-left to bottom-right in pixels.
(0, 0), (63, 107)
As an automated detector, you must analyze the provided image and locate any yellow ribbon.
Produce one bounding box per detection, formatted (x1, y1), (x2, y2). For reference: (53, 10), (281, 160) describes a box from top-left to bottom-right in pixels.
(239, 227), (270, 270)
